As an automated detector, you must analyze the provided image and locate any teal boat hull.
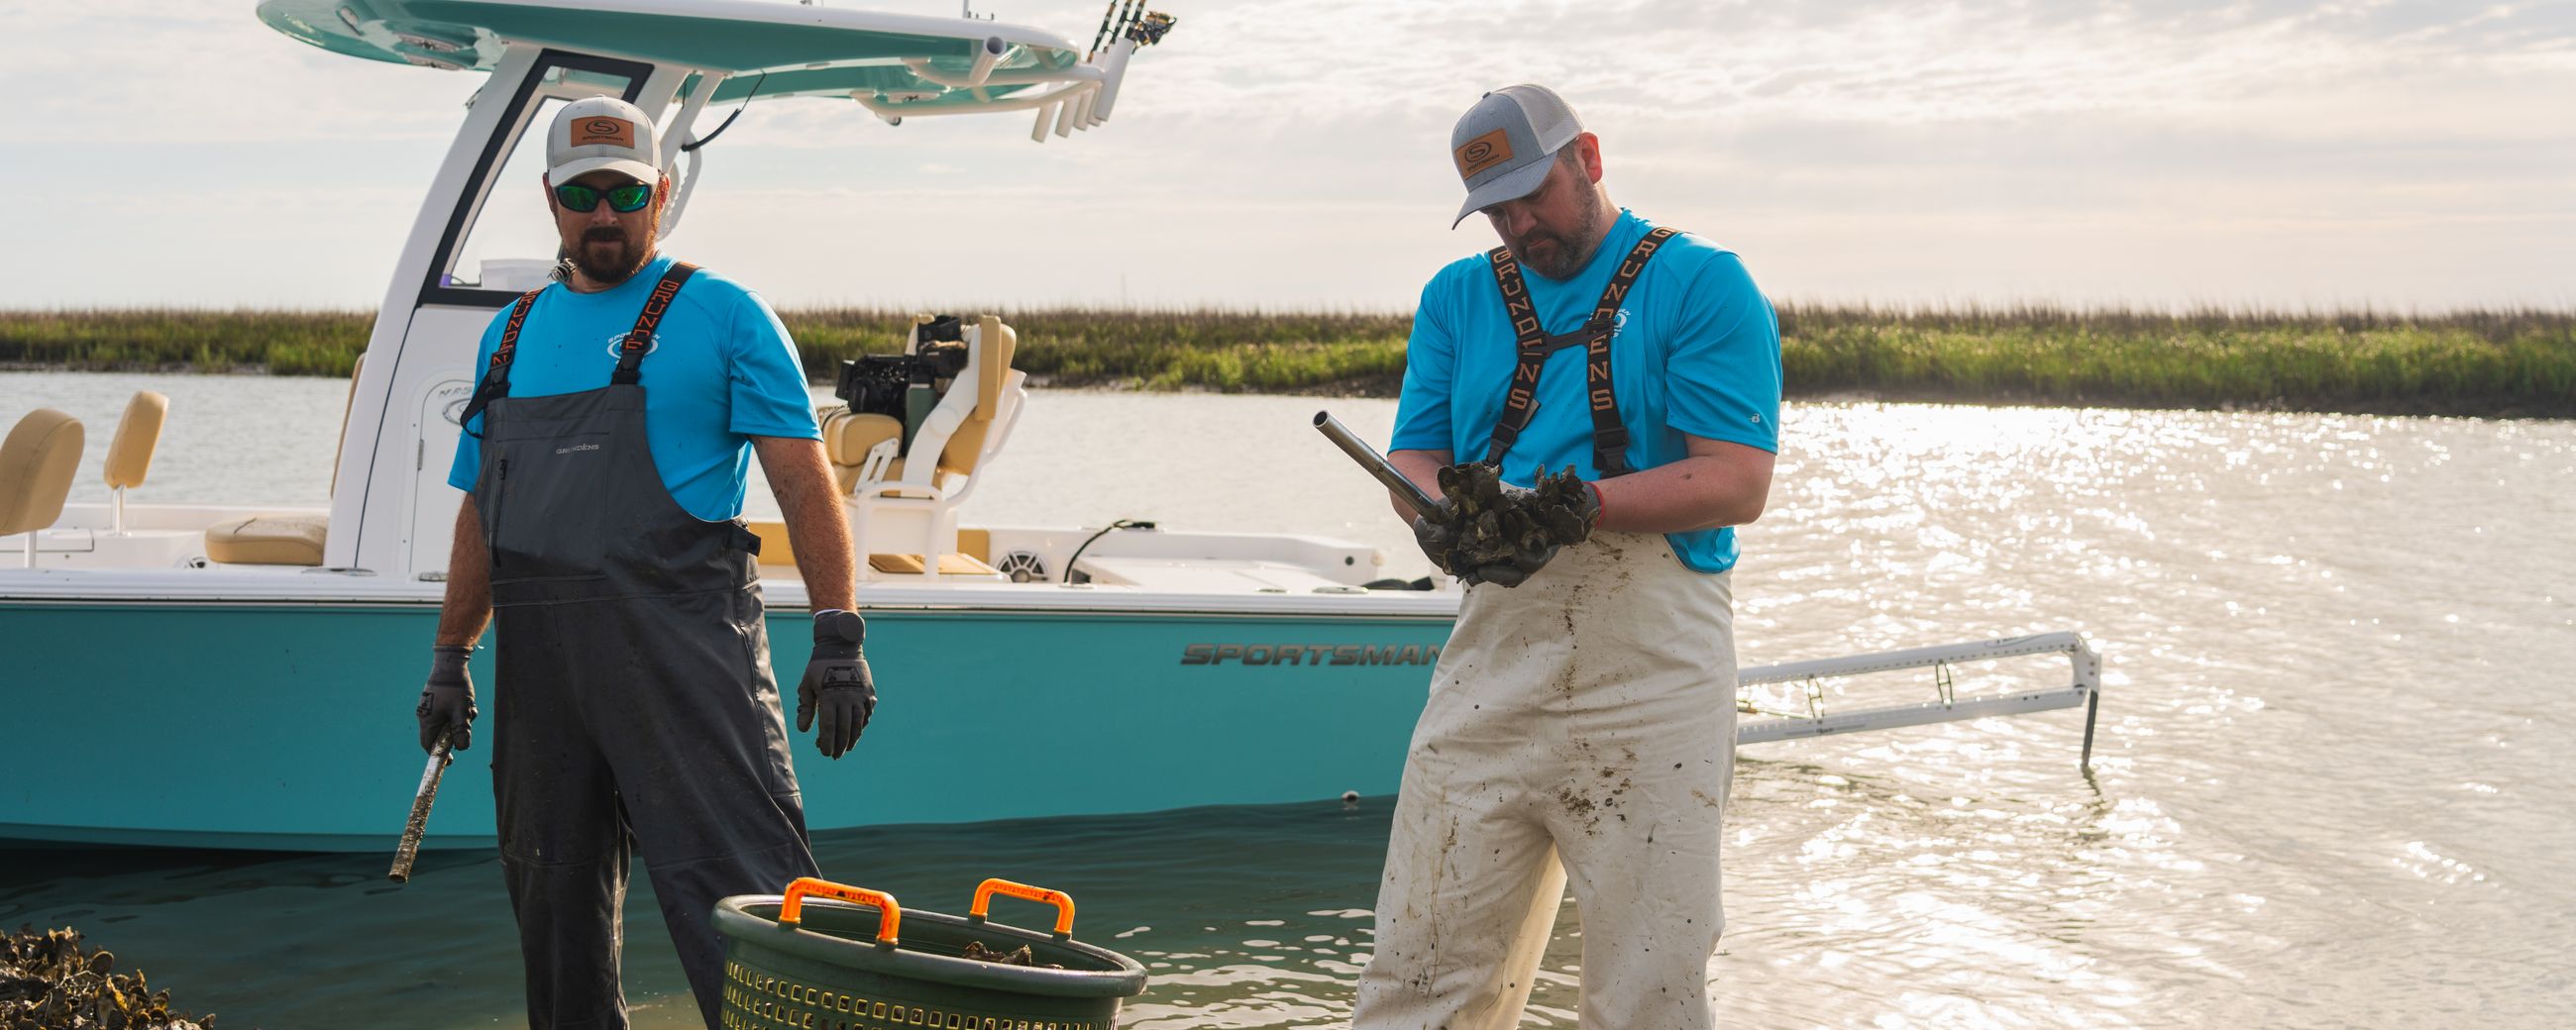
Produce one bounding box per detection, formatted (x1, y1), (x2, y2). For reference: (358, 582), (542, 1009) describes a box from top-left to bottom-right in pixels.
(0, 601), (1450, 851)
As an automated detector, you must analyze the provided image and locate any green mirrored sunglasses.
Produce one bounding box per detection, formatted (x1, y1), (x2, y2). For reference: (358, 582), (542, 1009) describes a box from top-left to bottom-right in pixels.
(554, 182), (654, 213)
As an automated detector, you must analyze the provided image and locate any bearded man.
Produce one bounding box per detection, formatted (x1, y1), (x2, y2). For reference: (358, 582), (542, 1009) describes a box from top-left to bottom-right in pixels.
(1352, 84), (1781, 1029)
(412, 95), (878, 1030)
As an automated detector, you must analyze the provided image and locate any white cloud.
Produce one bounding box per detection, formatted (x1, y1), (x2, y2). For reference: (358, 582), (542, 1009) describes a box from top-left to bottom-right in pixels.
(0, 0), (2568, 309)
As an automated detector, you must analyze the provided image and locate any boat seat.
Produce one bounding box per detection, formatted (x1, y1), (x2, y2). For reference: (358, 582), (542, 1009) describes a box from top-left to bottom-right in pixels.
(817, 400), (999, 495)
(745, 522), (993, 575)
(866, 552), (1001, 576)
(104, 390), (168, 533)
(819, 314), (1020, 495)
(204, 513), (329, 566)
(819, 316), (1025, 582)
(820, 409), (906, 496)
(2, 409), (84, 565)
(197, 357), (364, 567)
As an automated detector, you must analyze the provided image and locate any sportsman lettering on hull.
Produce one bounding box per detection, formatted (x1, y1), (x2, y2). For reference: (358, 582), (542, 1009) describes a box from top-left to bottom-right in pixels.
(1180, 644), (1444, 667)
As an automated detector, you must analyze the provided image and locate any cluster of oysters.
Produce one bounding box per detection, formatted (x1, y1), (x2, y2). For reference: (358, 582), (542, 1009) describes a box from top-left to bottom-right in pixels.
(2, 926), (212, 1030)
(958, 940), (1062, 969)
(1431, 463), (1598, 583)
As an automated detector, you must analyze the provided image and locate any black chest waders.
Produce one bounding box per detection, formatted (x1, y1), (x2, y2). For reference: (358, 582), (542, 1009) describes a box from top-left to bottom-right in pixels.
(1481, 226), (1679, 478)
(468, 262), (822, 1030)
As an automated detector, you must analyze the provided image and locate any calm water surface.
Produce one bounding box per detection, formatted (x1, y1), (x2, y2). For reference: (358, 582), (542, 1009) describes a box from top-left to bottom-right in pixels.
(4, 371), (2572, 1028)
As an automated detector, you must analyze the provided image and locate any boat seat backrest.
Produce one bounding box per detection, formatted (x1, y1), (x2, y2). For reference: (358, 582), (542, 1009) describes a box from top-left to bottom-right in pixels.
(105, 390), (168, 490)
(1, 409), (84, 537)
(935, 316), (1018, 479)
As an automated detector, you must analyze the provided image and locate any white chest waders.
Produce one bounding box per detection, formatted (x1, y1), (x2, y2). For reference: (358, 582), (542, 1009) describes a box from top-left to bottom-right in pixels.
(1353, 532), (1738, 1029)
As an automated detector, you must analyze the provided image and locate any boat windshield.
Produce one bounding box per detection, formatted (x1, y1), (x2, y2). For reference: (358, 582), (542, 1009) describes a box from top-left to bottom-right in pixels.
(433, 53), (652, 304)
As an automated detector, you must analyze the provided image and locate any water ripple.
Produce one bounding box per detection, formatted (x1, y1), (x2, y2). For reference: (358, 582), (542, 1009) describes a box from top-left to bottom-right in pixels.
(6, 381), (2573, 1028)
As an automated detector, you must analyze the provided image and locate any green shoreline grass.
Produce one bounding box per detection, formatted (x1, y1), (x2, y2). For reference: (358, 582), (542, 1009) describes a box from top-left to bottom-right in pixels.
(4, 306), (2570, 418)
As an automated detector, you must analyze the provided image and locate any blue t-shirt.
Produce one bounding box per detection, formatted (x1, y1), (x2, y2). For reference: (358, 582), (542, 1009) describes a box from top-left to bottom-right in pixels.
(1391, 210), (1780, 573)
(447, 255), (820, 521)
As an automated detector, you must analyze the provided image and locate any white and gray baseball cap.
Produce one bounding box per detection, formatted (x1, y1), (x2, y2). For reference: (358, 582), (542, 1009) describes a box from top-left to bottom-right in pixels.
(1449, 84), (1583, 228)
(546, 95), (660, 184)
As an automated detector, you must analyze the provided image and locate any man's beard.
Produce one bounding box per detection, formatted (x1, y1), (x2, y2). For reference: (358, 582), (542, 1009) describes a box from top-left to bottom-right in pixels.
(1507, 188), (1607, 280)
(565, 221), (654, 285)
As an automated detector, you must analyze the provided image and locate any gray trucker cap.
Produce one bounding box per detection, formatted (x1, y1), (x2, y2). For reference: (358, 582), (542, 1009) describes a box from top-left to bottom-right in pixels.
(547, 95), (661, 184)
(1449, 84), (1583, 228)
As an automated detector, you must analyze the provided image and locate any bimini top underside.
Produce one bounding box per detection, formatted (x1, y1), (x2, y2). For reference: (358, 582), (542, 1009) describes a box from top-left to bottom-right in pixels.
(258, 0), (1117, 110)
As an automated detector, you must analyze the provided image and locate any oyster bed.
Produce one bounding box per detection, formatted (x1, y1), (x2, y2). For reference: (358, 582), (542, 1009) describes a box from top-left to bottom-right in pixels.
(1, 927), (214, 1030)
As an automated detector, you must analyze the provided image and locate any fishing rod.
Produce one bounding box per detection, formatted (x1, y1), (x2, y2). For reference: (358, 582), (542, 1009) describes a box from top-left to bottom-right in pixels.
(1087, 0), (1121, 60)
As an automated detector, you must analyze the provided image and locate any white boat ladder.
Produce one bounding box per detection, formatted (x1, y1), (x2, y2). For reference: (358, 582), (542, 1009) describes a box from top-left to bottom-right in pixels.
(1734, 632), (2103, 772)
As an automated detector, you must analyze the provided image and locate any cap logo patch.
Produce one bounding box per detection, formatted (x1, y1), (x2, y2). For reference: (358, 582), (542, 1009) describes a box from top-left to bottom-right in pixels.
(571, 117), (635, 149)
(1454, 128), (1516, 180)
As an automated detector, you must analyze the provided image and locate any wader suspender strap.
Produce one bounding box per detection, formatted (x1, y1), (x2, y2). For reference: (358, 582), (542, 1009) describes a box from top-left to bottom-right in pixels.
(456, 261), (701, 434)
(612, 261), (699, 384)
(458, 286), (544, 438)
(1480, 226), (1679, 476)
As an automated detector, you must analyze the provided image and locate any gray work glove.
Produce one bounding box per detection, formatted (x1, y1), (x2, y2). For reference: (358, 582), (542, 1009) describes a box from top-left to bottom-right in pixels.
(1540, 476), (1605, 546)
(1409, 497), (1462, 574)
(1455, 477), (1603, 588)
(1457, 544), (1556, 588)
(797, 609), (876, 760)
(415, 645), (479, 753)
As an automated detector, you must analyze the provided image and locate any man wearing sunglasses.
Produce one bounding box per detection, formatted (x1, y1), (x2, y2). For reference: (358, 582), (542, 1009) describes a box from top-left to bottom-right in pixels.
(417, 95), (873, 1030)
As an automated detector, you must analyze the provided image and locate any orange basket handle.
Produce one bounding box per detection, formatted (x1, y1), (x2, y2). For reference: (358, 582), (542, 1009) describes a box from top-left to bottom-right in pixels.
(969, 877), (1077, 938)
(779, 876), (900, 946)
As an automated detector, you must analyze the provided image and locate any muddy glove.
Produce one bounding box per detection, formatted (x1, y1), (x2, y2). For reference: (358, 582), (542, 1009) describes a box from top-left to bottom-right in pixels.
(1456, 473), (1603, 588)
(1457, 559), (1526, 587)
(1457, 544), (1556, 588)
(1514, 473), (1597, 546)
(1409, 497), (1463, 573)
(415, 644), (479, 753)
(798, 609), (876, 760)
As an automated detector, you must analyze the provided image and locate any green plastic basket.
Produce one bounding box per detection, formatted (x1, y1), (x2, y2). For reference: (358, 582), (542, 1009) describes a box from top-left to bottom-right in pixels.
(713, 876), (1147, 1030)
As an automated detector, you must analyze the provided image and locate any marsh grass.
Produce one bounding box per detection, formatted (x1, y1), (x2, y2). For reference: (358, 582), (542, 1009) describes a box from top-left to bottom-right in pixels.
(5, 305), (2569, 416)
(0, 309), (373, 378)
(1774, 305), (2576, 416)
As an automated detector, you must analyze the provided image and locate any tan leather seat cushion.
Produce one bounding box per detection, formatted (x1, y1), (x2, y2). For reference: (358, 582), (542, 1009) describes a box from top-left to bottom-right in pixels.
(1, 409), (83, 536)
(743, 523), (994, 571)
(105, 390), (167, 490)
(205, 513), (328, 566)
(821, 408), (904, 464)
(866, 552), (999, 575)
(819, 408), (908, 494)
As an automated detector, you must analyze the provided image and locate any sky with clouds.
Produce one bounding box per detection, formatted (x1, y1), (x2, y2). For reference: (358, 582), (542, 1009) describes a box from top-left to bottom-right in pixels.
(3, 0), (2570, 311)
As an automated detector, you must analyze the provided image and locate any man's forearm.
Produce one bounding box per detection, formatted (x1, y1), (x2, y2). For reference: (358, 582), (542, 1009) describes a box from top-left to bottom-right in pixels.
(761, 438), (857, 612)
(1592, 452), (1771, 534)
(437, 501), (494, 648)
(1387, 449), (1453, 524)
